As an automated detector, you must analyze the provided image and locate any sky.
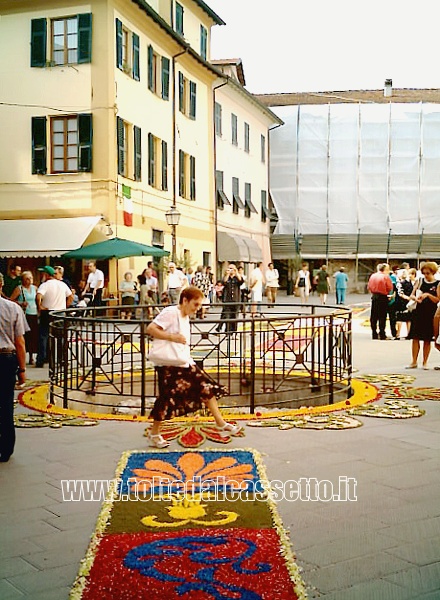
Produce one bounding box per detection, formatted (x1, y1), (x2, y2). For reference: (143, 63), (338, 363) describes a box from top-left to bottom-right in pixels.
(207, 0), (439, 94)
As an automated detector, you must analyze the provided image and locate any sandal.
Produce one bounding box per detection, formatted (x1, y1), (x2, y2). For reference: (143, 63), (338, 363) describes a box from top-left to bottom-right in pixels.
(217, 422), (244, 438)
(148, 433), (170, 448)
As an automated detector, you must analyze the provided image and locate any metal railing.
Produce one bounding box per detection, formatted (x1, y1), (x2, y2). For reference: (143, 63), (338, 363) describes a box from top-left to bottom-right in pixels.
(48, 303), (352, 415)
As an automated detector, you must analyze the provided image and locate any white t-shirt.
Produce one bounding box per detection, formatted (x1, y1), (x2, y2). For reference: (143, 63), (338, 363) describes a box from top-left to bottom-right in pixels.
(265, 268), (279, 287)
(87, 269), (104, 290)
(37, 279), (72, 310)
(167, 270), (186, 289)
(250, 268), (264, 302)
(152, 305), (194, 366)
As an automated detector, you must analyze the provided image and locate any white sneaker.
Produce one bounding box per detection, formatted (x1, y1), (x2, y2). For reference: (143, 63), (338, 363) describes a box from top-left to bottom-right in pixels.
(218, 422), (244, 438)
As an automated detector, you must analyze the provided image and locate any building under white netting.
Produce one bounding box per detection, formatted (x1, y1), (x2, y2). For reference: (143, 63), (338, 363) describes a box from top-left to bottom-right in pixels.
(258, 88), (440, 288)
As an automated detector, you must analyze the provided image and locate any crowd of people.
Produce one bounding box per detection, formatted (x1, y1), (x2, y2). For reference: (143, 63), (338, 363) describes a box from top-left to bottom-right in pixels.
(367, 261), (440, 369)
(294, 262), (349, 306)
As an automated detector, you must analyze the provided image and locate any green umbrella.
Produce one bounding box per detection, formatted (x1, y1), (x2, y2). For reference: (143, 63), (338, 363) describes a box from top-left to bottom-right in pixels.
(63, 237), (169, 259)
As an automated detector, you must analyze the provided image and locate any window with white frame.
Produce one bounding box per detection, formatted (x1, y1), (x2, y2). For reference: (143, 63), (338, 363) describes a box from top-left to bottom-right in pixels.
(148, 46), (170, 100)
(178, 72), (196, 118)
(244, 122), (250, 153)
(231, 113), (238, 145)
(215, 102), (222, 136)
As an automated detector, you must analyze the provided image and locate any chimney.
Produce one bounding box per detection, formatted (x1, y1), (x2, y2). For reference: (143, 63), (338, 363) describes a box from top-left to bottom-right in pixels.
(384, 79), (393, 97)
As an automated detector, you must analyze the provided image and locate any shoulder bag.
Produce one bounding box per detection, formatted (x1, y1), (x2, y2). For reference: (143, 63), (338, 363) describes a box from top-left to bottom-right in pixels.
(147, 311), (191, 366)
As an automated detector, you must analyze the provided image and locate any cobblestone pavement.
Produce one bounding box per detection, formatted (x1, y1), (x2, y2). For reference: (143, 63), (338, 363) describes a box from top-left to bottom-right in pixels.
(1, 293), (439, 599)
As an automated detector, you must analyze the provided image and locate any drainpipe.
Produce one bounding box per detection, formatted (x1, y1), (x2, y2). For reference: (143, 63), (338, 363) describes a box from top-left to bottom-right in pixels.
(212, 79), (228, 275)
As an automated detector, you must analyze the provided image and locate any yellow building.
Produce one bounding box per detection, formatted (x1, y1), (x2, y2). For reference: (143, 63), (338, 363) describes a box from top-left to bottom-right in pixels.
(0, 0), (224, 289)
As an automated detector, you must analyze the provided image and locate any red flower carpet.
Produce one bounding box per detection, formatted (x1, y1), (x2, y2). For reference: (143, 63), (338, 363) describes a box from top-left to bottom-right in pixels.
(70, 448), (306, 599)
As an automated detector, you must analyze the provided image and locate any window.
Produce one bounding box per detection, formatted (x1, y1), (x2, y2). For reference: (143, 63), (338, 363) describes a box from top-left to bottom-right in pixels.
(215, 102), (222, 136)
(117, 117), (142, 180)
(178, 72), (196, 118)
(152, 229), (164, 247)
(216, 171), (231, 210)
(147, 46), (170, 99)
(200, 25), (207, 60)
(31, 114), (92, 175)
(232, 177), (245, 214)
(179, 150), (196, 200)
(117, 117), (129, 177)
(244, 182), (258, 218)
(203, 251), (211, 267)
(116, 19), (140, 80)
(31, 14), (92, 67)
(261, 134), (266, 163)
(148, 134), (167, 190)
(244, 122), (250, 153)
(231, 114), (238, 146)
(261, 190), (268, 223)
(175, 2), (184, 36)
(134, 126), (142, 181)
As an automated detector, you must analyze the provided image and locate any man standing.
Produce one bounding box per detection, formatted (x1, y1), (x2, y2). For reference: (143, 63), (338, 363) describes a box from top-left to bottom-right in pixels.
(334, 267), (349, 305)
(35, 266), (73, 368)
(82, 261), (104, 307)
(144, 267), (159, 303)
(249, 262), (265, 314)
(2, 264), (22, 299)
(166, 262), (188, 304)
(265, 263), (279, 307)
(367, 263), (393, 340)
(0, 273), (27, 462)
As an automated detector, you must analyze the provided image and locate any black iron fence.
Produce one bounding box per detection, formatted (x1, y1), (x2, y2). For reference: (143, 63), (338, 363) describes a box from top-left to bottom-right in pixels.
(48, 303), (352, 415)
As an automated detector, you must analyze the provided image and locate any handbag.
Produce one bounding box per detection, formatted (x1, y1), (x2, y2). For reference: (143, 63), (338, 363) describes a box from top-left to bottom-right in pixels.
(298, 277), (306, 288)
(147, 310), (191, 366)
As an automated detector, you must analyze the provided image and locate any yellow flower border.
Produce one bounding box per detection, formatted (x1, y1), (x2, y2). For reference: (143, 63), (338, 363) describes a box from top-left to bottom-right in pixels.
(19, 378), (377, 423)
(69, 447), (308, 600)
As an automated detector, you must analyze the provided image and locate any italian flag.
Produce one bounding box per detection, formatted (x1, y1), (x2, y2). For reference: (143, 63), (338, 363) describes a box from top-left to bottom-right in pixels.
(123, 185), (133, 227)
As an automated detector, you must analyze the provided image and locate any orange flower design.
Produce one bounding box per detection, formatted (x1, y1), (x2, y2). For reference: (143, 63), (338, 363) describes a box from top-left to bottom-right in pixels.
(130, 453), (254, 493)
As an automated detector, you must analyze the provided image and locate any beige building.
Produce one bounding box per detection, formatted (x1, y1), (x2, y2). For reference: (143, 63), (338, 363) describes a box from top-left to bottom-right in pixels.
(212, 59), (283, 275)
(0, 0), (225, 289)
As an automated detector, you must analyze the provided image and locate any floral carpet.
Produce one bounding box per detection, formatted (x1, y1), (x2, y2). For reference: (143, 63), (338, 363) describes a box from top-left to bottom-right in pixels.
(70, 448), (306, 600)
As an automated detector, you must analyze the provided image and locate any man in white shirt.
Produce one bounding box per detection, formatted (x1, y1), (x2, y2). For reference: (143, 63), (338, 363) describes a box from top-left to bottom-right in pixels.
(265, 263), (279, 307)
(249, 262), (265, 314)
(144, 268), (159, 303)
(35, 265), (73, 368)
(82, 261), (105, 307)
(166, 262), (188, 304)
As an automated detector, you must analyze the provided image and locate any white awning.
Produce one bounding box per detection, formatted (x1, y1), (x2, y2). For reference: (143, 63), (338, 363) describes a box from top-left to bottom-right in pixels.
(0, 216), (102, 258)
(217, 231), (249, 262)
(217, 232), (263, 263)
(243, 237), (263, 263)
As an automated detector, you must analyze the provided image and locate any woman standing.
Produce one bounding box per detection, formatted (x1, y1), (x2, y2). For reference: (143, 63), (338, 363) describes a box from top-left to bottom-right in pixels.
(295, 262), (311, 304)
(119, 272), (137, 319)
(10, 271), (38, 365)
(406, 262), (440, 369)
(315, 265), (331, 305)
(216, 264), (243, 333)
(146, 287), (243, 448)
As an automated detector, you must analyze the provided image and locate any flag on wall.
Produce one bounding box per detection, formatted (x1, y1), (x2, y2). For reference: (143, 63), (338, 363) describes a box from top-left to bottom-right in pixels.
(123, 185), (133, 227)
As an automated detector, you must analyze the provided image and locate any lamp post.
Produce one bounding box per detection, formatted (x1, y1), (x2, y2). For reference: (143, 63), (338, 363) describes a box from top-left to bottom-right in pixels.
(165, 206), (181, 263)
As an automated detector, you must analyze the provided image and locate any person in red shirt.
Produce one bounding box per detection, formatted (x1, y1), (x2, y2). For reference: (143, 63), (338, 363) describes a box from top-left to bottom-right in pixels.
(367, 263), (393, 340)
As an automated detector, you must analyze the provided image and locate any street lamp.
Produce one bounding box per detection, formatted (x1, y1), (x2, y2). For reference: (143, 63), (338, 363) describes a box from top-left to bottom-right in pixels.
(165, 205), (181, 262)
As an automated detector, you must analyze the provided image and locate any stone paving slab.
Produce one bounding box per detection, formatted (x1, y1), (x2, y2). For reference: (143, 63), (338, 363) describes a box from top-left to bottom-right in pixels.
(1, 293), (439, 598)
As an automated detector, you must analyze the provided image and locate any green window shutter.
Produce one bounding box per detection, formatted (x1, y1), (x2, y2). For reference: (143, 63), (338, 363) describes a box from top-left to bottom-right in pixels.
(148, 45), (154, 91)
(31, 116), (47, 174)
(132, 33), (140, 81)
(176, 2), (184, 36)
(116, 19), (123, 69)
(178, 72), (184, 112)
(200, 25), (207, 60)
(161, 57), (170, 100)
(30, 18), (47, 67)
(117, 116), (125, 175)
(189, 81), (197, 119)
(190, 156), (196, 200)
(78, 113), (93, 171)
(179, 150), (185, 196)
(77, 13), (92, 63)
(148, 133), (155, 186)
(134, 126), (142, 181)
(161, 140), (168, 190)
